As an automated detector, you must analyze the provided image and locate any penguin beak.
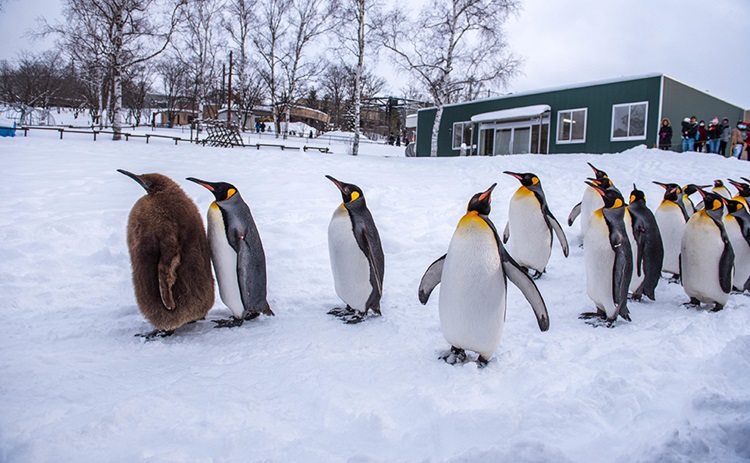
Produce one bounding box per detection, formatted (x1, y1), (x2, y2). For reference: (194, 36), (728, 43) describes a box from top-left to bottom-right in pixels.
(742, 177), (750, 184)
(587, 162), (607, 178)
(118, 169), (152, 193)
(728, 178), (747, 190)
(652, 181), (668, 190)
(693, 186), (708, 199)
(478, 183), (497, 203)
(186, 177), (216, 192)
(585, 181), (605, 197)
(325, 175), (345, 193)
(503, 171), (523, 181)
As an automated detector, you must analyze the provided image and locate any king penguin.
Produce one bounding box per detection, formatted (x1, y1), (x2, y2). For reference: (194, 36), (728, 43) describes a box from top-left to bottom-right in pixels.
(186, 177), (274, 327)
(724, 199), (750, 292)
(502, 171), (569, 279)
(118, 170), (215, 338)
(627, 185), (664, 301)
(653, 181), (689, 281)
(418, 184), (549, 366)
(728, 178), (750, 208)
(579, 182), (633, 327)
(681, 187), (734, 311)
(712, 180), (732, 200)
(326, 175), (385, 324)
(681, 184), (700, 217)
(568, 162), (610, 239)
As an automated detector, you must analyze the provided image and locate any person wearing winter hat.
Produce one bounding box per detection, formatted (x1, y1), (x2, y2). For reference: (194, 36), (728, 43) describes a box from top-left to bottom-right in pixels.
(681, 117), (694, 152)
(695, 120), (707, 152)
(719, 118), (732, 157)
(658, 118), (672, 150)
(707, 117), (720, 154)
(732, 121), (747, 159)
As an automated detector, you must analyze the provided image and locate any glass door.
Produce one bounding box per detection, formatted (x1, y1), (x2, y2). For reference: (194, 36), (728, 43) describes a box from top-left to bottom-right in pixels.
(479, 129), (494, 156)
(512, 127), (531, 154)
(494, 129), (512, 155)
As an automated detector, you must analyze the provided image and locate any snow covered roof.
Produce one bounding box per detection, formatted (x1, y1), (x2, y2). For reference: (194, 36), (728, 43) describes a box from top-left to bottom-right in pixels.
(470, 104), (551, 123)
(405, 114), (417, 128)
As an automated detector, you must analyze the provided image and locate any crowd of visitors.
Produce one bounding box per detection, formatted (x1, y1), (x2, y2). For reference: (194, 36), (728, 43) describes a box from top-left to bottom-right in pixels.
(658, 116), (749, 160)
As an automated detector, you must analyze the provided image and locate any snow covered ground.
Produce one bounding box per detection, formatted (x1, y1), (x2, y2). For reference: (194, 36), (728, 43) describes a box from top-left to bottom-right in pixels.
(1, 130), (749, 462)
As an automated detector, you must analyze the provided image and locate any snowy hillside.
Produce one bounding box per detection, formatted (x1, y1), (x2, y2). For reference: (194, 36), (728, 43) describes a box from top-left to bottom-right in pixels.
(1, 131), (749, 462)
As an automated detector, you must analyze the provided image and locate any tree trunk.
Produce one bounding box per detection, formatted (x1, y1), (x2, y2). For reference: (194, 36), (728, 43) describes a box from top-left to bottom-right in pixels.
(430, 105), (443, 157)
(111, 8), (125, 141)
(352, 0), (366, 157)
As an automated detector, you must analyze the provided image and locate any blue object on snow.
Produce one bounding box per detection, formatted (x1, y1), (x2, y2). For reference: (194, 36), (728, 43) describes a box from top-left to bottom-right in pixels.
(0, 122), (16, 137)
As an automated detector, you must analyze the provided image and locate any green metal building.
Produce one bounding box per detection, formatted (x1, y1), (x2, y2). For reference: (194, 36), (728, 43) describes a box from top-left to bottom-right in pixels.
(414, 74), (745, 156)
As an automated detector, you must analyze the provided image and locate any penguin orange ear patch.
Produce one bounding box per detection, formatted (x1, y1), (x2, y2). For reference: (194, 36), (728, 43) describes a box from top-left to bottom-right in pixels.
(531, 177), (539, 185)
(226, 188), (237, 199)
(629, 195), (636, 204)
(350, 191), (360, 202)
(613, 198), (623, 209)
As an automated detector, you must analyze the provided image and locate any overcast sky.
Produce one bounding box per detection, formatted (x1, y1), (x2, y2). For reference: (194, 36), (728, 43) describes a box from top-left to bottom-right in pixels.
(1, 0), (748, 109)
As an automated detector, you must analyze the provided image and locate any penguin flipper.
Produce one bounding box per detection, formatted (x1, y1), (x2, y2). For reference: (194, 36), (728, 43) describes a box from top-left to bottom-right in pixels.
(719, 240), (735, 295)
(546, 212), (569, 257)
(236, 238), (273, 316)
(502, 222), (510, 244)
(568, 202), (582, 226)
(157, 240), (180, 310)
(354, 222), (384, 314)
(501, 248), (550, 332)
(418, 254), (446, 304)
(611, 234), (633, 321)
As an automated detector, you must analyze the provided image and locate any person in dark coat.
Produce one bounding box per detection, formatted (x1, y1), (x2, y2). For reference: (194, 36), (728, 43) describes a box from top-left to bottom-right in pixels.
(695, 120), (707, 152)
(719, 118), (731, 157)
(707, 117), (720, 154)
(658, 118), (673, 150)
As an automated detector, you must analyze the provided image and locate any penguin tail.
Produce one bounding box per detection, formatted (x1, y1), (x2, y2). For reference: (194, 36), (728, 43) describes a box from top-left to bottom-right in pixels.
(261, 301), (275, 317)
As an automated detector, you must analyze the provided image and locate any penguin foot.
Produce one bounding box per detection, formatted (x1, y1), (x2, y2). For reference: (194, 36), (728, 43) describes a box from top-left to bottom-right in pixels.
(213, 317), (245, 328)
(135, 329), (175, 340)
(244, 312), (261, 321)
(667, 275), (681, 284)
(440, 346), (467, 365)
(710, 303), (724, 312)
(682, 298), (701, 309)
(328, 305), (356, 318)
(476, 355), (490, 368)
(578, 311), (606, 320)
(531, 270), (544, 280)
(341, 312), (367, 324)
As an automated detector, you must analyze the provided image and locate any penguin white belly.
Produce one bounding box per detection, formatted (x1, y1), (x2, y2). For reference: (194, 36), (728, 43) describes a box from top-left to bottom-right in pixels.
(584, 212), (617, 318)
(681, 213), (730, 305)
(439, 214), (505, 360)
(207, 204), (244, 318)
(625, 209), (643, 293)
(580, 187), (603, 238)
(655, 203), (686, 275)
(681, 195), (695, 217)
(508, 190), (551, 272)
(328, 205), (371, 312)
(724, 216), (749, 290)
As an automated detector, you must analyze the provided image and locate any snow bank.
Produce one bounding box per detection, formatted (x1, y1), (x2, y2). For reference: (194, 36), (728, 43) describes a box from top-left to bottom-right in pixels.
(0, 131), (749, 462)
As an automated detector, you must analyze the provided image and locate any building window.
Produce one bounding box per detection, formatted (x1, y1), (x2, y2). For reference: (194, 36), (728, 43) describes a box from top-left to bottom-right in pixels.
(611, 102), (648, 141)
(452, 121), (472, 149)
(556, 108), (587, 144)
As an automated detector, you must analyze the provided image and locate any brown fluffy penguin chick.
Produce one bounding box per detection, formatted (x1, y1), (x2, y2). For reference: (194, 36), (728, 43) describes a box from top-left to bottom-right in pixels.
(118, 170), (215, 338)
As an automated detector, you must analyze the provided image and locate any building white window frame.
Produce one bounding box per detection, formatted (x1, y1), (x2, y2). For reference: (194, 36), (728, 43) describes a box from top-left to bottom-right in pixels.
(556, 107), (588, 144)
(452, 121), (472, 150)
(610, 101), (649, 141)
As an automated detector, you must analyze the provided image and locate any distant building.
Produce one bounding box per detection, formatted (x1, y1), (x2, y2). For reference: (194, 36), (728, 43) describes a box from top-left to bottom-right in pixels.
(414, 74), (745, 156)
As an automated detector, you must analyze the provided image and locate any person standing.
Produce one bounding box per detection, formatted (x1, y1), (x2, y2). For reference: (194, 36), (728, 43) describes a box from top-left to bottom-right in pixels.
(732, 121), (747, 158)
(706, 117), (720, 154)
(695, 120), (707, 152)
(681, 117), (692, 152)
(719, 118), (731, 157)
(658, 118), (673, 150)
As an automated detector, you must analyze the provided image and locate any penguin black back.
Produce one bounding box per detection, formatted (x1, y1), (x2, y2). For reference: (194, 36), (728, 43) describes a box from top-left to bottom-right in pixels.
(627, 185), (664, 301)
(118, 170), (215, 334)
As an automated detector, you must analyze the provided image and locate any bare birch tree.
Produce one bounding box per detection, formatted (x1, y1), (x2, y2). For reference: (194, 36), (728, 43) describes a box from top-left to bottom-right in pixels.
(378, 0), (521, 156)
(41, 0), (185, 140)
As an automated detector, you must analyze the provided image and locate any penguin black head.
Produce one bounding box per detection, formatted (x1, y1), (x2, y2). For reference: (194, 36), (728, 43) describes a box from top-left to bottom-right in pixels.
(587, 162), (608, 180)
(118, 169), (176, 195)
(629, 184), (646, 205)
(504, 171), (541, 189)
(695, 188), (725, 218)
(186, 177), (238, 202)
(653, 181), (682, 202)
(467, 183), (497, 216)
(728, 178), (750, 197)
(587, 177), (613, 190)
(713, 179), (725, 189)
(725, 198), (746, 216)
(326, 175), (364, 205)
(586, 181), (625, 210)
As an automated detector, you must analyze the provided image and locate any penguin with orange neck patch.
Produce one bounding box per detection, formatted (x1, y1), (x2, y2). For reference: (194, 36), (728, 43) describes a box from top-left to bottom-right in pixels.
(326, 175), (384, 324)
(418, 184), (549, 366)
(579, 182), (633, 327)
(502, 171), (569, 279)
(681, 187), (734, 311)
(186, 177), (273, 327)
